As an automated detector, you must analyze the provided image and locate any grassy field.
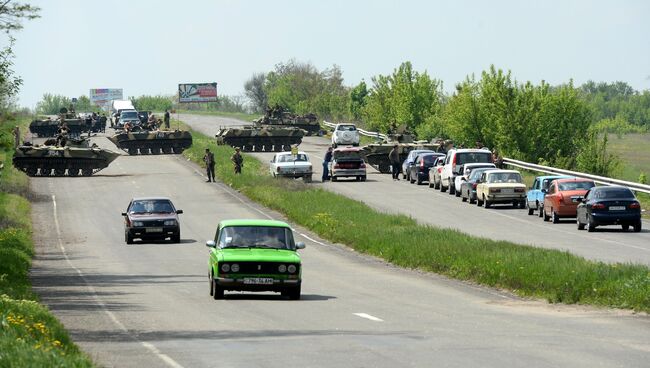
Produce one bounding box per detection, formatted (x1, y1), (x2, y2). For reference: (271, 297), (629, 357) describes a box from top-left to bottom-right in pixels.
(0, 115), (94, 367)
(607, 133), (650, 183)
(180, 120), (650, 313)
(175, 109), (257, 122)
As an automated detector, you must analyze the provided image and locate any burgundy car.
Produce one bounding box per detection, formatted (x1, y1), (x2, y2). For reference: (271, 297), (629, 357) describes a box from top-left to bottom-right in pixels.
(122, 197), (183, 244)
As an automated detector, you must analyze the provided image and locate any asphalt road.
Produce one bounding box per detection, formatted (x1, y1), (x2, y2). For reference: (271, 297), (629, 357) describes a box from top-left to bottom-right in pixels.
(179, 113), (650, 266)
(27, 127), (650, 368)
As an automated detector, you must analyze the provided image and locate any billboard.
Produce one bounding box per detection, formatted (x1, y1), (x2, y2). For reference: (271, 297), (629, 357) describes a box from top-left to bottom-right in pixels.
(89, 88), (124, 107)
(178, 82), (218, 103)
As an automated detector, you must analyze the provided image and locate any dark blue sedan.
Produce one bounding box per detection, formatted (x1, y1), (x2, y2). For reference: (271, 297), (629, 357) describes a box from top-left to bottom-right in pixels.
(576, 186), (642, 232)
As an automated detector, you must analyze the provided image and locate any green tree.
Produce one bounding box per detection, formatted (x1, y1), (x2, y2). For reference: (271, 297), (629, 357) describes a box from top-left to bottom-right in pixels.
(0, 1), (40, 32)
(349, 80), (368, 121)
(35, 93), (70, 114)
(244, 72), (267, 113)
(576, 132), (620, 176)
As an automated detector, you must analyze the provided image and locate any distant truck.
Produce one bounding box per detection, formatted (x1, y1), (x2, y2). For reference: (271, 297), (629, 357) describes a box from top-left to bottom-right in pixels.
(111, 100), (135, 127)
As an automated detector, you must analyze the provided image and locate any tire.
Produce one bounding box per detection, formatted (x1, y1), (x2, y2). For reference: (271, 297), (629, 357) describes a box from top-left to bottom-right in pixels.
(519, 201), (526, 209)
(331, 176), (338, 182)
(527, 202), (534, 215)
(543, 208), (550, 222)
(212, 278), (224, 299)
(434, 178), (440, 190)
(477, 197), (484, 207)
(538, 204), (544, 218)
(125, 232), (134, 244)
(484, 197), (491, 209)
(587, 216), (596, 232)
(410, 177), (415, 184)
(361, 176), (366, 182)
(469, 194), (476, 205)
(633, 221), (642, 233)
(461, 195), (467, 202)
(551, 210), (559, 224)
(622, 224), (630, 231)
(416, 177), (422, 185)
(577, 218), (585, 230)
(172, 233), (181, 243)
(449, 185), (455, 195)
(429, 181), (434, 188)
(209, 273), (214, 296)
(455, 188), (461, 197)
(282, 286), (301, 300)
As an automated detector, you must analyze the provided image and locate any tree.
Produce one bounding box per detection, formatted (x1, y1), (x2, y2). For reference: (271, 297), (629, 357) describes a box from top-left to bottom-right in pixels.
(36, 93), (70, 115)
(244, 72), (267, 113)
(349, 80), (368, 121)
(0, 0), (40, 32)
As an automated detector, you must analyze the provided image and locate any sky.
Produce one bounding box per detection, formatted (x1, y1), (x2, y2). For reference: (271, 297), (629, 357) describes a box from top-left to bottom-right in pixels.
(7, 0), (650, 108)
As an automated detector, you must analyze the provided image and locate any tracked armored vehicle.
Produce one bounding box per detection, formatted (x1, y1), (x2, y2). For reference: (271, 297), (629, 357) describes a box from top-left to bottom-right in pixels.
(29, 108), (85, 137)
(254, 105), (320, 136)
(215, 126), (305, 152)
(13, 139), (120, 177)
(107, 129), (193, 155)
(360, 133), (443, 173)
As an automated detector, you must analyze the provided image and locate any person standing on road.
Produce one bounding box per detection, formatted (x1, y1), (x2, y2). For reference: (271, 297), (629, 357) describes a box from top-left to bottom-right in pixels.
(389, 144), (401, 180)
(203, 148), (215, 182)
(231, 147), (243, 174)
(322, 146), (333, 182)
(13, 126), (20, 148)
(164, 109), (170, 130)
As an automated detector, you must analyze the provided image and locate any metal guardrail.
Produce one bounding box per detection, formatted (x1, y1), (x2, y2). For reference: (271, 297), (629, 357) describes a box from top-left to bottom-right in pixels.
(502, 158), (650, 195)
(323, 120), (650, 195)
(322, 121), (388, 141)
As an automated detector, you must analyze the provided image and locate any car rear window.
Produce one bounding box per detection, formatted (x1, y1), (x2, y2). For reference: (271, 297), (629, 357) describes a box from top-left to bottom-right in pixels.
(337, 125), (356, 131)
(278, 154), (308, 162)
(558, 181), (595, 191)
(594, 188), (635, 199)
(456, 152), (492, 165)
(487, 172), (522, 183)
(421, 155), (437, 164)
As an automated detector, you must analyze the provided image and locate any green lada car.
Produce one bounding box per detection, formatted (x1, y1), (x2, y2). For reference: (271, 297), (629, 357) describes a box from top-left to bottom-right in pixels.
(206, 219), (305, 300)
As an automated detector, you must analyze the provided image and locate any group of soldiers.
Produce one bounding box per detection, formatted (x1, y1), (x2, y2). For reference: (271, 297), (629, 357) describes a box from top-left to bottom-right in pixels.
(203, 147), (244, 182)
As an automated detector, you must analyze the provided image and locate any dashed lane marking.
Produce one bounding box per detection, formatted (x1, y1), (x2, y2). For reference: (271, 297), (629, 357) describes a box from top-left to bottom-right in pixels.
(353, 313), (384, 322)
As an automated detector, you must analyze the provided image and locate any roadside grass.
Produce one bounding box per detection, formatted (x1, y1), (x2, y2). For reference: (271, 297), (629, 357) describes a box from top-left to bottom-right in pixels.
(0, 115), (94, 367)
(175, 109), (257, 122)
(180, 120), (650, 312)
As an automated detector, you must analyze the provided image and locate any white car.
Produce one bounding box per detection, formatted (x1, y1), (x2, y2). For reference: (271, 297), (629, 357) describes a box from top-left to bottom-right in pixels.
(453, 163), (497, 196)
(331, 123), (360, 147)
(439, 148), (493, 195)
(269, 151), (313, 182)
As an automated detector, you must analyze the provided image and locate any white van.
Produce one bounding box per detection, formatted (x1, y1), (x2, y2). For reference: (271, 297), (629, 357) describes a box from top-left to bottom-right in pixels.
(439, 148), (493, 194)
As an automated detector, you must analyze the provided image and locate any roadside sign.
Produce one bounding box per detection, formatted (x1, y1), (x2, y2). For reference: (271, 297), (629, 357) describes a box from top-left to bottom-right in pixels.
(71, 97), (78, 103)
(178, 83), (218, 103)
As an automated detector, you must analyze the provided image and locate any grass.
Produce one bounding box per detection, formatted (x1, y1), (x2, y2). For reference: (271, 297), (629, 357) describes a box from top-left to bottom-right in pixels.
(175, 109), (257, 122)
(180, 120), (650, 313)
(0, 114), (94, 367)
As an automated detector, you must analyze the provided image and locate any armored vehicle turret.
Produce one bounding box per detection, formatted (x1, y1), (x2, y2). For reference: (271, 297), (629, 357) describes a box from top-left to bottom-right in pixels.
(13, 139), (120, 177)
(360, 130), (443, 173)
(107, 129), (193, 155)
(29, 107), (85, 137)
(215, 126), (305, 152)
(254, 105), (320, 136)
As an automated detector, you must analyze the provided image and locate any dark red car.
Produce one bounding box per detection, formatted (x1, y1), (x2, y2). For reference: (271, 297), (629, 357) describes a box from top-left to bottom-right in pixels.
(122, 197), (183, 244)
(543, 178), (595, 223)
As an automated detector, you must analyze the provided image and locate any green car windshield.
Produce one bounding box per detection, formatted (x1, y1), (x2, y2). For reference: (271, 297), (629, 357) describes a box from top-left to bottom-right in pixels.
(218, 226), (296, 250)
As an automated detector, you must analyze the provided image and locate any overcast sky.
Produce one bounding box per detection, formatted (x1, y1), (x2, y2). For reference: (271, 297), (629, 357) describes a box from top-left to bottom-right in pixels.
(8, 0), (650, 108)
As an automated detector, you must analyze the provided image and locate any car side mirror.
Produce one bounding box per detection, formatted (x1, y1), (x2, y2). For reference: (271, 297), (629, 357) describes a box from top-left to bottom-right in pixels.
(121, 212), (127, 216)
(206, 240), (216, 248)
(176, 210), (183, 214)
(576, 198), (583, 203)
(541, 189), (547, 193)
(295, 242), (306, 250)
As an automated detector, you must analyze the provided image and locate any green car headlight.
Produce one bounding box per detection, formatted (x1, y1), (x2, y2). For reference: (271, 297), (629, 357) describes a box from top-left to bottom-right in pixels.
(132, 221), (144, 227)
(287, 264), (297, 274)
(230, 263), (240, 272)
(163, 220), (177, 226)
(278, 264), (287, 273)
(221, 263), (230, 272)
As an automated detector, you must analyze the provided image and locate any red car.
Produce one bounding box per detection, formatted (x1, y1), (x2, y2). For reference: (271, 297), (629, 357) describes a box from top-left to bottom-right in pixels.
(543, 178), (595, 223)
(122, 197), (183, 244)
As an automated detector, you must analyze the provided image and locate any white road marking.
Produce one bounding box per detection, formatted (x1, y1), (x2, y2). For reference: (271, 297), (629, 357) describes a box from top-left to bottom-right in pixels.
(299, 233), (329, 247)
(51, 195), (185, 368)
(353, 313), (384, 322)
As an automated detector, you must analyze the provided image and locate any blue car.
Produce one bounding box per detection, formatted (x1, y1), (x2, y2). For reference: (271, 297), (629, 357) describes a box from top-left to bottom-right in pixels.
(526, 175), (573, 216)
(576, 186), (642, 232)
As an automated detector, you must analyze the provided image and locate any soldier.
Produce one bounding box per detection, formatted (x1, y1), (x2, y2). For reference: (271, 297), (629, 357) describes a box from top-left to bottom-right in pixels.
(164, 109), (170, 130)
(99, 113), (107, 133)
(203, 148), (215, 182)
(322, 146), (333, 182)
(389, 144), (401, 180)
(231, 147), (243, 174)
(13, 126), (20, 148)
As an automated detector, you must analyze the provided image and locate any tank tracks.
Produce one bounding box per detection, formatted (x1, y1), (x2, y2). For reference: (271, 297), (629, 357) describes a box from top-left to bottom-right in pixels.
(116, 139), (192, 155)
(13, 157), (110, 177)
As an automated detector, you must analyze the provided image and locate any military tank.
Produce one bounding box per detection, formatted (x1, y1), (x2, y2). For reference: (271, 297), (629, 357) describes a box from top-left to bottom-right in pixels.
(215, 126), (305, 152)
(254, 105), (320, 136)
(29, 107), (85, 137)
(107, 129), (193, 155)
(360, 132), (444, 173)
(12, 138), (120, 177)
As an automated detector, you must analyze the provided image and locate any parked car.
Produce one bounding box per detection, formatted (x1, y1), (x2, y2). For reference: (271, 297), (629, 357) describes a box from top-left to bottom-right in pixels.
(402, 149), (436, 180)
(206, 219), (306, 299)
(526, 175), (573, 217)
(269, 151), (313, 182)
(440, 149), (493, 194)
(428, 156), (446, 189)
(409, 153), (445, 185)
(453, 163), (496, 197)
(331, 123), (360, 147)
(543, 178), (595, 223)
(117, 110), (140, 129)
(329, 146), (367, 181)
(576, 186), (642, 232)
(459, 167), (498, 204)
(476, 170), (526, 208)
(122, 197), (183, 244)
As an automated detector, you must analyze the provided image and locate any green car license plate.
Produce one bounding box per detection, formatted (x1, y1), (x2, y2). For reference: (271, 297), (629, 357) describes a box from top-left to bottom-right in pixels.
(243, 278), (274, 285)
(146, 227), (163, 233)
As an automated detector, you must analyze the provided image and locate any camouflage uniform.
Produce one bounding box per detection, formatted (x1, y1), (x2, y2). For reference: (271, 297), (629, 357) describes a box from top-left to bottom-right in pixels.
(231, 149), (243, 174)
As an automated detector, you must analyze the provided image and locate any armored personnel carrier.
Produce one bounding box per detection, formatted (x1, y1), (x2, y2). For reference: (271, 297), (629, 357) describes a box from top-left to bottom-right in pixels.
(29, 107), (85, 137)
(360, 132), (443, 173)
(254, 105), (320, 136)
(215, 126), (305, 152)
(107, 129), (193, 155)
(13, 138), (120, 177)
